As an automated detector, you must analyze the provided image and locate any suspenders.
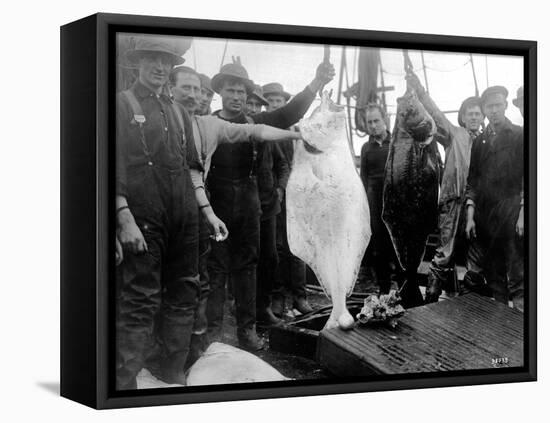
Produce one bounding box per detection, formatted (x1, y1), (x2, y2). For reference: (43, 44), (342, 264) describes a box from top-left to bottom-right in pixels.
(121, 89), (187, 163)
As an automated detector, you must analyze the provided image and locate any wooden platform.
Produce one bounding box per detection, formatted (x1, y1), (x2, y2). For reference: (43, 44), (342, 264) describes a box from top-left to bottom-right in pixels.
(318, 293), (524, 376)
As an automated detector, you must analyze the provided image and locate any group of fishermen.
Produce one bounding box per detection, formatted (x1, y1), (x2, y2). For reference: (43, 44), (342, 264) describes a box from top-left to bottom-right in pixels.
(115, 34), (525, 390)
(359, 71), (525, 311)
(115, 34), (335, 389)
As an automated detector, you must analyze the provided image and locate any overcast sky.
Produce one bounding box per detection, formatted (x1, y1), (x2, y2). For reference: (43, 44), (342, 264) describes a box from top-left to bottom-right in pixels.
(122, 34), (524, 155)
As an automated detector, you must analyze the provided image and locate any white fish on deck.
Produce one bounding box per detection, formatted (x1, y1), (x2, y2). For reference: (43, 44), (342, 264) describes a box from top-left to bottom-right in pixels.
(286, 92), (371, 330)
(136, 343), (289, 389)
(186, 342), (289, 386)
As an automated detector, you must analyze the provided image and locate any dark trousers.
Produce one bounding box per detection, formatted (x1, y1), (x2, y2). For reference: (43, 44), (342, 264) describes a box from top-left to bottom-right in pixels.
(116, 165), (199, 390)
(464, 233), (524, 310)
(361, 185), (397, 294)
(257, 215), (279, 309)
(186, 213), (211, 368)
(463, 196), (524, 311)
(426, 198), (463, 302)
(274, 203), (306, 299)
(206, 175), (261, 335)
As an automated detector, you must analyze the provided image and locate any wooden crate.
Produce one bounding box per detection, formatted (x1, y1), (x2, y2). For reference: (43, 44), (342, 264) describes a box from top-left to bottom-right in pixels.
(318, 293), (523, 376)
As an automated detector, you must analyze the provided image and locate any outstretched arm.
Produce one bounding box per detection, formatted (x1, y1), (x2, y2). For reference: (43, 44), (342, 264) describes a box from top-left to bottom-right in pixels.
(406, 71), (453, 148)
(252, 62), (336, 129)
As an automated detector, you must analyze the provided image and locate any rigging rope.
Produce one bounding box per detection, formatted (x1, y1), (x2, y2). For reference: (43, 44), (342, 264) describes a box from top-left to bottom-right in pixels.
(381, 58), (471, 76)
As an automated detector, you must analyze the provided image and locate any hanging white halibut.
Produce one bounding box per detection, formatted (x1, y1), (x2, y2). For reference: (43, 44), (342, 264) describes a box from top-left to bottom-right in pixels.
(287, 92), (371, 330)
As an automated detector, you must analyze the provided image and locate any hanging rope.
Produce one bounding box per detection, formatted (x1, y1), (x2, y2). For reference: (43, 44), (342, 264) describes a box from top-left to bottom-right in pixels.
(192, 42), (198, 71)
(420, 51), (430, 95)
(485, 55), (490, 87)
(469, 53), (479, 97)
(219, 39), (229, 69)
(383, 57), (471, 76)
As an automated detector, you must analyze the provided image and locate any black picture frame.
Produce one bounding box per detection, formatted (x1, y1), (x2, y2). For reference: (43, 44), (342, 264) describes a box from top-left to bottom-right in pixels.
(60, 12), (537, 409)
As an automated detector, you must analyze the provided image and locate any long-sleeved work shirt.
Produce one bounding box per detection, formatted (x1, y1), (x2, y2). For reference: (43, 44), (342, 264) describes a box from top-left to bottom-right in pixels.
(116, 81), (200, 198)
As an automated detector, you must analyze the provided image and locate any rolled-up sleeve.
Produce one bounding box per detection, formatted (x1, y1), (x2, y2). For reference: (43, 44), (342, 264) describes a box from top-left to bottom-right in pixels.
(217, 119), (257, 143)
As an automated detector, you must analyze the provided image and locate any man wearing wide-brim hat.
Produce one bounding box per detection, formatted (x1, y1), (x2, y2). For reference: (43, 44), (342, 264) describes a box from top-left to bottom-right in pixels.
(245, 84), (269, 116)
(464, 85), (524, 312)
(262, 82), (292, 110)
(123, 33), (189, 66)
(259, 81), (315, 318)
(205, 59), (335, 349)
(115, 34), (202, 389)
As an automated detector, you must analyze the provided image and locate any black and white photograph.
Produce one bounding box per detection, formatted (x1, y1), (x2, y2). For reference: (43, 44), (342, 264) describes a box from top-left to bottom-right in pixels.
(113, 29), (528, 392)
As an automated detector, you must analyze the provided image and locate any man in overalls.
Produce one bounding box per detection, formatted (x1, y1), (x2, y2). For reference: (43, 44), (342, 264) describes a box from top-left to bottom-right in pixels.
(115, 35), (201, 389)
(206, 61), (335, 349)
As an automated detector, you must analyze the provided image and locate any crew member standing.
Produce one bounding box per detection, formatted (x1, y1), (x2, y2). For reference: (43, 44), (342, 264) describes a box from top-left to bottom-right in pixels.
(406, 71), (485, 302)
(115, 35), (200, 389)
(465, 86), (524, 311)
(359, 103), (396, 295)
(205, 62), (335, 349)
(265, 82), (315, 317)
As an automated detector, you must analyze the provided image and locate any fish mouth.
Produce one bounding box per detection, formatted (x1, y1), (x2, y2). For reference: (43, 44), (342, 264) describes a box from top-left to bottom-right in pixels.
(302, 140), (323, 154)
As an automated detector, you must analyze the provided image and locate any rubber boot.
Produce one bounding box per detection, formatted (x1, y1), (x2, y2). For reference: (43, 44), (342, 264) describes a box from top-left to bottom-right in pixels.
(237, 324), (265, 351)
(206, 272), (227, 342)
(425, 269), (443, 304)
(293, 296), (314, 314)
(399, 270), (424, 308)
(156, 279), (199, 385)
(271, 293), (285, 318)
(257, 306), (282, 326)
(233, 268), (264, 350)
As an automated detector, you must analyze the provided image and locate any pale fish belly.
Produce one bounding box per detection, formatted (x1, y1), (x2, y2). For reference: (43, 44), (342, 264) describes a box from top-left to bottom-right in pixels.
(186, 343), (289, 386)
(287, 138), (370, 330)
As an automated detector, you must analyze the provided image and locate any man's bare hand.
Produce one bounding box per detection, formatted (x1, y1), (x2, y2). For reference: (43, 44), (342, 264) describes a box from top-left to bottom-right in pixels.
(315, 62), (336, 85)
(516, 207), (524, 237)
(405, 71), (425, 94)
(465, 218), (477, 240)
(205, 212), (229, 242)
(309, 62), (336, 93)
(115, 236), (124, 265)
(117, 209), (148, 254)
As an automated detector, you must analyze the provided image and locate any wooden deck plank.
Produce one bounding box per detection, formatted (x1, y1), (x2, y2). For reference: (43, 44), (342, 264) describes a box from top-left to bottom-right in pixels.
(318, 294), (523, 376)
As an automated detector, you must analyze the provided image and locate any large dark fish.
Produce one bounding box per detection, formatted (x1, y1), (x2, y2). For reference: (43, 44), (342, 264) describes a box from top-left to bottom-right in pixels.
(382, 90), (441, 308)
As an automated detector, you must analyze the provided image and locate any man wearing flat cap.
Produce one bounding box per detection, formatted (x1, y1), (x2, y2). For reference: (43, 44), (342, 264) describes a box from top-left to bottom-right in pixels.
(205, 60), (335, 349)
(465, 85), (524, 311)
(115, 34), (202, 389)
(513, 85), (524, 118)
(198, 73), (215, 116)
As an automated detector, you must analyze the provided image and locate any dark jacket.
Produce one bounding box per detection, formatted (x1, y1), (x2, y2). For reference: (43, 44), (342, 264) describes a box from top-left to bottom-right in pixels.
(257, 142), (290, 220)
(208, 86), (315, 182)
(465, 118), (523, 240)
(359, 131), (391, 237)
